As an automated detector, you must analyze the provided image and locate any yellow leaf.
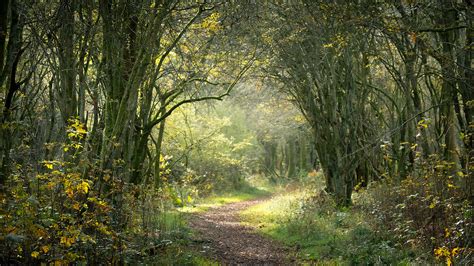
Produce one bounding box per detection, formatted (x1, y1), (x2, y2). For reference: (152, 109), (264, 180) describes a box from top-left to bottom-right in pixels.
(452, 247), (463, 256)
(37, 174), (48, 180)
(51, 170), (61, 175)
(31, 251), (40, 258)
(60, 236), (75, 247)
(47, 182), (55, 189)
(199, 12), (221, 33)
(41, 245), (50, 253)
(35, 228), (47, 238)
(445, 228), (450, 238)
(72, 143), (82, 149)
(44, 162), (53, 170)
(417, 119), (428, 128)
(446, 257), (452, 266)
(77, 181), (89, 194)
(67, 119), (87, 139)
(434, 247), (444, 258)
(76, 126), (87, 135)
(65, 187), (74, 198)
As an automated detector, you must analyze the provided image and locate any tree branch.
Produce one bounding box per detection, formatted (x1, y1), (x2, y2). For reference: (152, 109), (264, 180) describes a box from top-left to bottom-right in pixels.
(155, 5), (204, 74)
(145, 52), (257, 134)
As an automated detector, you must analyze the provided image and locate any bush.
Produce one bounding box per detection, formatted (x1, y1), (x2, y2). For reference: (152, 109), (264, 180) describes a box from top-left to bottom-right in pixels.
(0, 162), (116, 264)
(0, 119), (196, 264)
(367, 154), (473, 265)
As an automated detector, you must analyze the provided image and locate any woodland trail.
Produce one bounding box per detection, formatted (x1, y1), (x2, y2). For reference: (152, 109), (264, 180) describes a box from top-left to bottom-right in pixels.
(189, 197), (296, 265)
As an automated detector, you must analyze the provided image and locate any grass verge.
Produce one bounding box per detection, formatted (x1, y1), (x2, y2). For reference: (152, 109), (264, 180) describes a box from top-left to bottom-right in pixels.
(180, 180), (275, 213)
(143, 178), (277, 264)
(125, 208), (219, 265)
(240, 187), (419, 265)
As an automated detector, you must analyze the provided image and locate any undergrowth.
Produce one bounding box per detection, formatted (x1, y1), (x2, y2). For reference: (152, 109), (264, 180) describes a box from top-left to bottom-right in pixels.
(138, 176), (275, 264)
(127, 215), (208, 265)
(240, 175), (420, 265)
(124, 183), (268, 264)
(367, 154), (473, 265)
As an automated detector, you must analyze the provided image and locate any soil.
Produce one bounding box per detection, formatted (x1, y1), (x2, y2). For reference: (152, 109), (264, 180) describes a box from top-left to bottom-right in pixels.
(188, 198), (296, 265)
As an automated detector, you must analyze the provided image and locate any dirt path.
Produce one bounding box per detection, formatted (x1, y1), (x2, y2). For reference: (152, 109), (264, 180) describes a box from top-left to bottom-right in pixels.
(188, 198), (295, 265)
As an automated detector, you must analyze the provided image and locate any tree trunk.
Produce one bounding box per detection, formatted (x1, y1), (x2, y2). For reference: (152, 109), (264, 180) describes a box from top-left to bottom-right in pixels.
(58, 0), (77, 123)
(154, 111), (166, 188)
(287, 139), (296, 178)
(0, 0), (9, 74)
(437, 0), (461, 166)
(0, 0), (23, 188)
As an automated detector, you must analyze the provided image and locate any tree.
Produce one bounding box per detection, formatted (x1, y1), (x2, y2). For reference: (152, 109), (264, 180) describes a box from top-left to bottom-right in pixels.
(0, 0), (25, 188)
(259, 1), (382, 205)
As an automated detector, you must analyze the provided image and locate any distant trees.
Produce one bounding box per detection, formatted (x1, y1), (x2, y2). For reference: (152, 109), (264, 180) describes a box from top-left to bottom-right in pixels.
(163, 101), (262, 194)
(242, 87), (314, 180)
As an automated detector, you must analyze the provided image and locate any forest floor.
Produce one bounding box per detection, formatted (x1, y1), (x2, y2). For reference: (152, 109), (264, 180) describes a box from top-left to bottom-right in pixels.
(183, 183), (418, 265)
(188, 197), (296, 265)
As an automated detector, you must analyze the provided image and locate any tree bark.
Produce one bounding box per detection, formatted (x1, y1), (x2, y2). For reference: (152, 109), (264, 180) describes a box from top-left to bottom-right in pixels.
(58, 0), (77, 123)
(154, 114), (166, 188)
(0, 0), (23, 188)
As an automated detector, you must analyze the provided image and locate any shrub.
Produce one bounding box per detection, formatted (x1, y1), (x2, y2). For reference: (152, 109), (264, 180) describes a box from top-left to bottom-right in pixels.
(368, 154), (473, 265)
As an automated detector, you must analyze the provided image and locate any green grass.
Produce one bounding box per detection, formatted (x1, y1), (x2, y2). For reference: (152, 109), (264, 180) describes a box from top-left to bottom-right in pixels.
(124, 177), (282, 264)
(140, 244), (219, 265)
(180, 180), (274, 213)
(149, 179), (276, 264)
(240, 188), (417, 265)
(126, 207), (221, 265)
(240, 190), (303, 233)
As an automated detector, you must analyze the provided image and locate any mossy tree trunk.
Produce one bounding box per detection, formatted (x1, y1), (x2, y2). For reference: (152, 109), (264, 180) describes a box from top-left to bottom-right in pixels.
(286, 139), (296, 179)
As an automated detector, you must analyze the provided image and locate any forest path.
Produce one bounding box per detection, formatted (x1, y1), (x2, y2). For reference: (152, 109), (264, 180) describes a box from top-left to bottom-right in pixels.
(189, 197), (295, 265)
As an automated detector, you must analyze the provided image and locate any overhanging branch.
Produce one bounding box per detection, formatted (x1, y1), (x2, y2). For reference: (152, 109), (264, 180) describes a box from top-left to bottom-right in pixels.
(144, 52), (257, 133)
